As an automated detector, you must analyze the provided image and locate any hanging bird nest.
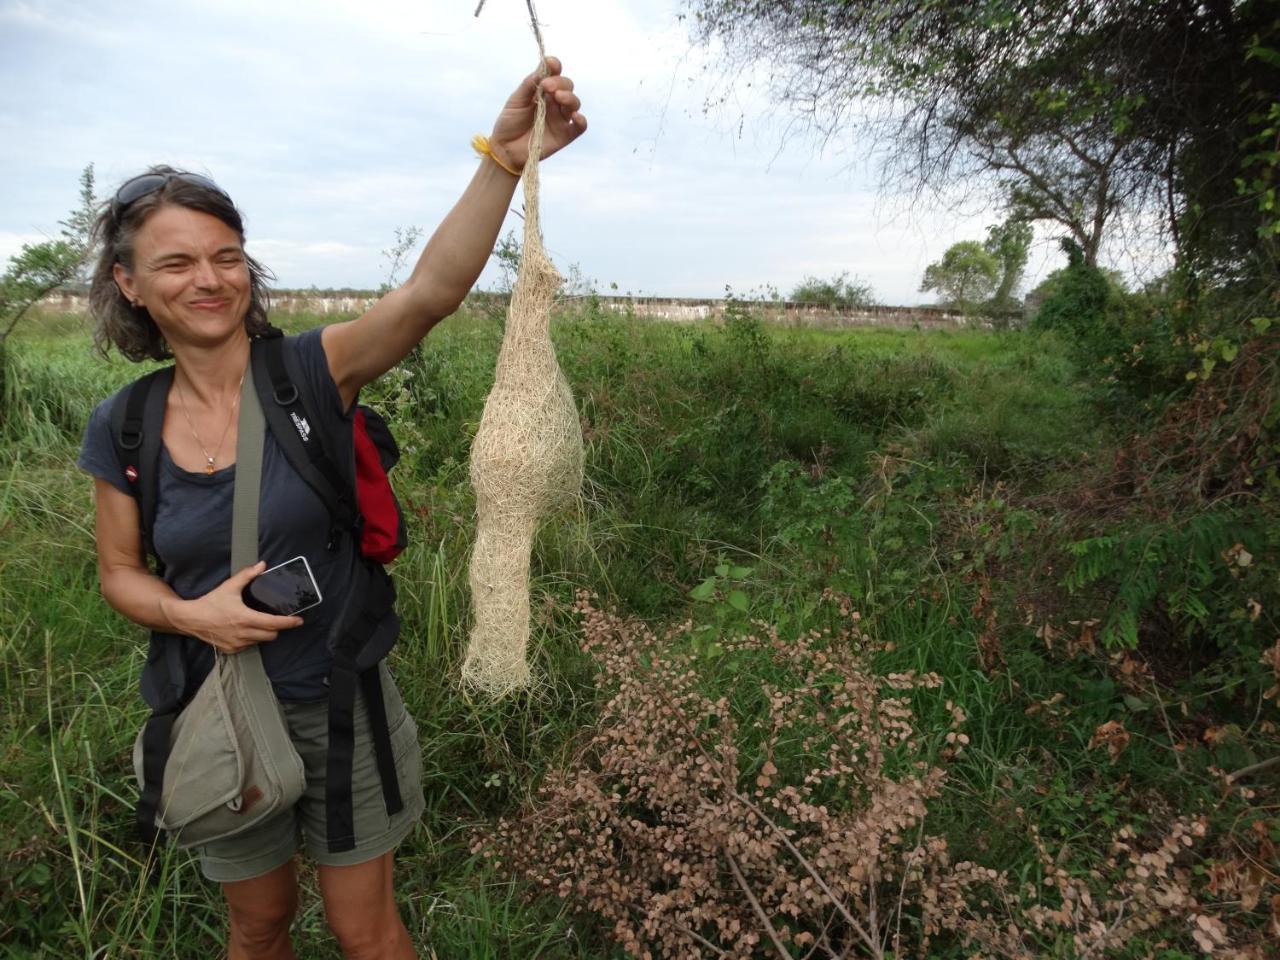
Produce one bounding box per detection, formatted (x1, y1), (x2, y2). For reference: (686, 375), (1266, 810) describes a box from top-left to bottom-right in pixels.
(464, 43), (584, 696)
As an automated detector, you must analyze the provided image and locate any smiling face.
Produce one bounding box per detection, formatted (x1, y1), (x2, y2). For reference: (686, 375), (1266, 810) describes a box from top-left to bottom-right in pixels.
(112, 205), (252, 353)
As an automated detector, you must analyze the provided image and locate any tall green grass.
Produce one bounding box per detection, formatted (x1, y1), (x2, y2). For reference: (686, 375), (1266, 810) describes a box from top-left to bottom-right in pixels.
(0, 305), (1243, 957)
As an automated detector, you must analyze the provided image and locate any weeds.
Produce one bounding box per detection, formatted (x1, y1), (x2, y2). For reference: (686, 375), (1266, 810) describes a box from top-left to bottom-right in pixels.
(481, 596), (1276, 958)
(3, 305), (1276, 957)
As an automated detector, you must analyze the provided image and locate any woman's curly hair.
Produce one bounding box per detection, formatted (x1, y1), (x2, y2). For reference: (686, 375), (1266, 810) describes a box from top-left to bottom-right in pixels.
(89, 166), (273, 361)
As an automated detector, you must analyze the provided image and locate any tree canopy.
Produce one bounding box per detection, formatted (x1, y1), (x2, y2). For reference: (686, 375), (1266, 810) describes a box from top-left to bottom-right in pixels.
(790, 271), (875, 310)
(985, 218), (1033, 310)
(0, 165), (95, 345)
(684, 1), (1279, 284)
(919, 241), (1000, 312)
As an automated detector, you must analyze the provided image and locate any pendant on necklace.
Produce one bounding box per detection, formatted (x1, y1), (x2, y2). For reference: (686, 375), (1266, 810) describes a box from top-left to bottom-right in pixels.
(205, 458), (215, 475)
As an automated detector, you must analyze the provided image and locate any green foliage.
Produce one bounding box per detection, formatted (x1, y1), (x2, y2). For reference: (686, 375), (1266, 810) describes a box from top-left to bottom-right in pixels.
(920, 240), (1000, 312)
(1065, 514), (1233, 646)
(0, 164), (96, 346)
(377, 224), (423, 295)
(788, 270), (875, 310)
(4, 307), (1276, 956)
(1031, 239), (1116, 338)
(491, 228), (522, 295)
(59, 163), (97, 284)
(983, 217), (1032, 323)
(688, 2), (1280, 296)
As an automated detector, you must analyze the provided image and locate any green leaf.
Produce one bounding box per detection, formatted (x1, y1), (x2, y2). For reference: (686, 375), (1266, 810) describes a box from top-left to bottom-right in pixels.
(726, 590), (749, 612)
(1245, 44), (1280, 67)
(690, 579), (717, 602)
(1122, 694), (1150, 713)
(728, 565), (754, 579)
(714, 563), (730, 577)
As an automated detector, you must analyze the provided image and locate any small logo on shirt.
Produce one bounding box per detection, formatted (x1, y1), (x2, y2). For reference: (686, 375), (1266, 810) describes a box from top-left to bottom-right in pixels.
(125, 465), (139, 483)
(290, 412), (311, 442)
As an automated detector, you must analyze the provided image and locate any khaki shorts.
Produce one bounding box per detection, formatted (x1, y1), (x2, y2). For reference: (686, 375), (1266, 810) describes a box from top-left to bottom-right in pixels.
(197, 665), (424, 883)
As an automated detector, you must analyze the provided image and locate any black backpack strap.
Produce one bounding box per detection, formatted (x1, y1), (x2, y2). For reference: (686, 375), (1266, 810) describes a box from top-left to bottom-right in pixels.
(360, 666), (403, 816)
(107, 366), (187, 849)
(136, 706), (179, 848)
(109, 366), (174, 569)
(247, 330), (403, 852)
(251, 331), (356, 549)
(325, 566), (401, 852)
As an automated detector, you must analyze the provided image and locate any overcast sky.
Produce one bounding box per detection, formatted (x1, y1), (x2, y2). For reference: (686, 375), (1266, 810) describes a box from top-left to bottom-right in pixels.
(1, 0), (1082, 304)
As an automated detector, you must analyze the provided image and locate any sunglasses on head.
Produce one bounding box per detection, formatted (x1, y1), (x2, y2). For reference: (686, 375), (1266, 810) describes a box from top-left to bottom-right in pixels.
(111, 171), (230, 216)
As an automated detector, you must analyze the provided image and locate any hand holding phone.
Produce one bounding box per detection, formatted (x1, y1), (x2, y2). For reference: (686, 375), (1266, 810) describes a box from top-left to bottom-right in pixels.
(241, 556), (323, 616)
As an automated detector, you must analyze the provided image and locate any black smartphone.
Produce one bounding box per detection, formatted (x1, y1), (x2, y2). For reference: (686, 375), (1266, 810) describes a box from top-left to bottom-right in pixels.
(242, 556), (323, 616)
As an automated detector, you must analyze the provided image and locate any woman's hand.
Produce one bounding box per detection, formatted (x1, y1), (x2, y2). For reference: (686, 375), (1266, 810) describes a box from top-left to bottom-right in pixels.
(488, 56), (587, 172)
(162, 561), (304, 655)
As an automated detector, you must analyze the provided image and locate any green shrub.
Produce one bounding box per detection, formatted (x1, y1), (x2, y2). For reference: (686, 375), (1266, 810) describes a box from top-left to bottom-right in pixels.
(1030, 239), (1125, 364)
(789, 271), (876, 310)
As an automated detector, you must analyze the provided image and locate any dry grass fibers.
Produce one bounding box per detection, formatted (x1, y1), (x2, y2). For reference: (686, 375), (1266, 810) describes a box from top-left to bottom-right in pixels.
(464, 62), (584, 696)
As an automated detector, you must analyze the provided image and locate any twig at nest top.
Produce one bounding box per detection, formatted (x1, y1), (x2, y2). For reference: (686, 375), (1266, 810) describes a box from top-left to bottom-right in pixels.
(473, 0), (547, 61)
(525, 0), (546, 59)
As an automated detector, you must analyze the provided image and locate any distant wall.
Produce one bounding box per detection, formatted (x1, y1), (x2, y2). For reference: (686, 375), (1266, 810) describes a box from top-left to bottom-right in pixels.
(34, 292), (978, 329)
(596, 297), (973, 329)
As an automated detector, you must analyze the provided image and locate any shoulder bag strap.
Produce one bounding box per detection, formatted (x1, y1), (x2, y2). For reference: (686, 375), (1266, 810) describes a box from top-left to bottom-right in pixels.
(228, 360), (271, 677)
(231, 359), (265, 573)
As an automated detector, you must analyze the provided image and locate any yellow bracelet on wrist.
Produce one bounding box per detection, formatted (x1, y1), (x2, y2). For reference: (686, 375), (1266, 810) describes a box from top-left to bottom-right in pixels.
(471, 134), (521, 178)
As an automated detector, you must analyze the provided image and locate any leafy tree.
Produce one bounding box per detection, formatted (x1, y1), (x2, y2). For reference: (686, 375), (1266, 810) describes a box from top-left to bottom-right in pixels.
(984, 218), (1033, 310)
(684, 1), (1279, 281)
(60, 164), (97, 281)
(789, 271), (875, 310)
(919, 241), (1000, 313)
(0, 164), (96, 345)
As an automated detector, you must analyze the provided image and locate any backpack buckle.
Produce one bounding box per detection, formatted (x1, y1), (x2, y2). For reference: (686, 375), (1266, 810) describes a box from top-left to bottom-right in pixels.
(120, 419), (144, 451)
(272, 382), (299, 406)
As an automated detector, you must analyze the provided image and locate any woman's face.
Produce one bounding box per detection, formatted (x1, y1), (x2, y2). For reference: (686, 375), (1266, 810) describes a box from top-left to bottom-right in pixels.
(112, 205), (251, 353)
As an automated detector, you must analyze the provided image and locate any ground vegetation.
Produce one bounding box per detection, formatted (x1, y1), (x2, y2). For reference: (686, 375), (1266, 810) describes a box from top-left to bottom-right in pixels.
(3, 293), (1276, 956)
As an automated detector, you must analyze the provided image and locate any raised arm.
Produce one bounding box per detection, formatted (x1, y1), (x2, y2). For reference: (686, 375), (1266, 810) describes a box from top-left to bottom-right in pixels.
(322, 56), (587, 410)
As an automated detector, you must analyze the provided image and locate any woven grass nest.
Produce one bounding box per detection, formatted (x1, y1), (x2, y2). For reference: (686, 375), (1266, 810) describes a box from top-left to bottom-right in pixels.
(464, 81), (584, 696)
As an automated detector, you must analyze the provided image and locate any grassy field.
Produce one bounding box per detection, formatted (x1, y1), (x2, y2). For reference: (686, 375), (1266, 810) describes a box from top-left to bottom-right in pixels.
(1, 301), (1273, 958)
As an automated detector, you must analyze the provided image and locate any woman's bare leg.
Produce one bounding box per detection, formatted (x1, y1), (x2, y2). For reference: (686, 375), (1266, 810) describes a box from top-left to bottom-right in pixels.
(319, 851), (415, 960)
(224, 859), (299, 960)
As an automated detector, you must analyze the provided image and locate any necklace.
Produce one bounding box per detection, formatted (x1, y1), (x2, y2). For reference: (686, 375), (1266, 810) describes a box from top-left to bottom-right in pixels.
(175, 367), (245, 474)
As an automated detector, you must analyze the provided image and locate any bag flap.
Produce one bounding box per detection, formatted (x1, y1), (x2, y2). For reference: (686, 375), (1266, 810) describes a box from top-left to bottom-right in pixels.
(154, 660), (244, 829)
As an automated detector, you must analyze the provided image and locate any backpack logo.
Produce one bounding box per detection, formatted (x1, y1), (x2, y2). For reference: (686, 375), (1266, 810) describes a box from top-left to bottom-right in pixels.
(290, 412), (311, 442)
(125, 465), (139, 483)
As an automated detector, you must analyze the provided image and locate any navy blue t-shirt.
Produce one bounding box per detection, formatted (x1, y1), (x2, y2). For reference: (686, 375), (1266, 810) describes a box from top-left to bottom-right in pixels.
(78, 328), (354, 703)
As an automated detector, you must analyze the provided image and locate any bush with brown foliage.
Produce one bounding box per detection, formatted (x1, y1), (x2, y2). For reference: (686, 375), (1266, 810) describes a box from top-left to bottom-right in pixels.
(475, 595), (1273, 958)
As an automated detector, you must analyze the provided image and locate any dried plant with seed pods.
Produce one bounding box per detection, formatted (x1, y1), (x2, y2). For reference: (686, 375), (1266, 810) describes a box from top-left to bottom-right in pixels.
(476, 594), (1273, 958)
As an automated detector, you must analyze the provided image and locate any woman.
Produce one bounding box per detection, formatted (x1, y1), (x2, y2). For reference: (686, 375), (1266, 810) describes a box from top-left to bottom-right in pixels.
(77, 59), (585, 960)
